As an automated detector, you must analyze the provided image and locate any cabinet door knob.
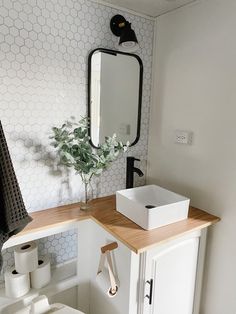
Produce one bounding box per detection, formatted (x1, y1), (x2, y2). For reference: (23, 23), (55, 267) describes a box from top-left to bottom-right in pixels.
(145, 279), (153, 305)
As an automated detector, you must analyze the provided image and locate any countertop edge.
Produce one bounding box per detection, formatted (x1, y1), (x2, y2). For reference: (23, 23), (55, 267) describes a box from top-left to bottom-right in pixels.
(10, 195), (220, 254)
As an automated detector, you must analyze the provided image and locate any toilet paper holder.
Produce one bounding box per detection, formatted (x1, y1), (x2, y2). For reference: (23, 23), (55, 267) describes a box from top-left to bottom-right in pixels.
(100, 242), (118, 254)
(97, 242), (118, 296)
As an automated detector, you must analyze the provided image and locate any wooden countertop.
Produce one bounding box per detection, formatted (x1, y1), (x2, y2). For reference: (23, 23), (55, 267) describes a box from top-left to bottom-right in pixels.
(18, 195), (220, 254)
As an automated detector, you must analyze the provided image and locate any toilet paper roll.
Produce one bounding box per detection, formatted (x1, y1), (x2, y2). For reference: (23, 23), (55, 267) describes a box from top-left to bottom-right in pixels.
(30, 256), (51, 289)
(4, 267), (30, 298)
(14, 241), (38, 274)
(96, 269), (119, 298)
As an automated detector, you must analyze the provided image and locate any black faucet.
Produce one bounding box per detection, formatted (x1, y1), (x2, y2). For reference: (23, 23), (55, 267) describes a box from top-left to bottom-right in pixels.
(126, 156), (144, 189)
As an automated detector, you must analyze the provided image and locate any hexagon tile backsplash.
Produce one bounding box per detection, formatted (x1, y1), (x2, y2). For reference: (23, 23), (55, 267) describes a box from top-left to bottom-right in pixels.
(0, 229), (78, 282)
(0, 0), (154, 271)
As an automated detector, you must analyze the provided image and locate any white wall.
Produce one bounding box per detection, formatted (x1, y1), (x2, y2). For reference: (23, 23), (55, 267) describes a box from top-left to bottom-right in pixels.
(147, 1), (236, 313)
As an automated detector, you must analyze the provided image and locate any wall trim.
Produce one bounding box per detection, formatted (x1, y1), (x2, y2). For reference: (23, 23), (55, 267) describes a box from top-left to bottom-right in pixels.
(90, 0), (200, 20)
(155, 0), (201, 19)
(146, 17), (158, 181)
(90, 0), (155, 20)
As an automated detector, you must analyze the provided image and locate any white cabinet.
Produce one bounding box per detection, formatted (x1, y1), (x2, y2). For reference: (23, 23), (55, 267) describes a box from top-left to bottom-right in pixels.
(77, 221), (206, 314)
(0, 199), (211, 314)
(141, 231), (201, 314)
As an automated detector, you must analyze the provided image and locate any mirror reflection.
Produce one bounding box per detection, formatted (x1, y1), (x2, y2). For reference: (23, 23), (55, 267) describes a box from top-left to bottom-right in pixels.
(88, 48), (143, 148)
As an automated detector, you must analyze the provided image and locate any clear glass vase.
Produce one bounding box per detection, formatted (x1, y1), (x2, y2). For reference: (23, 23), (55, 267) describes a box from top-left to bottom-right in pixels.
(80, 182), (93, 211)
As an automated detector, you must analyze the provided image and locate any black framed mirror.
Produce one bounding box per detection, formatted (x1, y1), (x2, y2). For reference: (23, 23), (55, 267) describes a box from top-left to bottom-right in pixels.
(88, 48), (143, 148)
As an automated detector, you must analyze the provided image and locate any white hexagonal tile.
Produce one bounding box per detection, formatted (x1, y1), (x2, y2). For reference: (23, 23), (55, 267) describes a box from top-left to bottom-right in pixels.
(0, 0), (154, 272)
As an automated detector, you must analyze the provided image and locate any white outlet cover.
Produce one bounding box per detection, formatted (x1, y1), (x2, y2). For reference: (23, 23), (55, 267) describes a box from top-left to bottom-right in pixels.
(174, 130), (193, 145)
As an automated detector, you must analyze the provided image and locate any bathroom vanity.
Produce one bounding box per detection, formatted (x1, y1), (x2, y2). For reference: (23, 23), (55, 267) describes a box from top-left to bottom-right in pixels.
(0, 195), (219, 314)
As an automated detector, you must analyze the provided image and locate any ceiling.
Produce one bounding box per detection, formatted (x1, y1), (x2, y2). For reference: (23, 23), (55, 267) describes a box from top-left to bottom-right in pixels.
(99, 0), (197, 17)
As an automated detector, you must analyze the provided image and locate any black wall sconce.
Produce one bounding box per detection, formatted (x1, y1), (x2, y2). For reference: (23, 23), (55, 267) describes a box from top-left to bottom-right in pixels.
(110, 15), (138, 51)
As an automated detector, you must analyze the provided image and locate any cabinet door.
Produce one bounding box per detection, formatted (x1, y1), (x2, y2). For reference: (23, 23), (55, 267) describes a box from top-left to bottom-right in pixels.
(143, 232), (199, 314)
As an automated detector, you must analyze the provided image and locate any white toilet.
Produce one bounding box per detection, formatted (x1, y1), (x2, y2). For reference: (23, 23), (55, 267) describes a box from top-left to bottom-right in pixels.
(9, 295), (85, 314)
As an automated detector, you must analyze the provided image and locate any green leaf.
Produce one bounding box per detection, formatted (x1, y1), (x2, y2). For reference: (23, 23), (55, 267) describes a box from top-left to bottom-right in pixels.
(50, 116), (128, 183)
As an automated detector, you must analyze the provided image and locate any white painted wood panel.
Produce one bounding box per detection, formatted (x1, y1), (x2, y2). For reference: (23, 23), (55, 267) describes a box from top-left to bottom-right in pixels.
(143, 231), (200, 314)
(77, 220), (140, 314)
(91, 0), (196, 17)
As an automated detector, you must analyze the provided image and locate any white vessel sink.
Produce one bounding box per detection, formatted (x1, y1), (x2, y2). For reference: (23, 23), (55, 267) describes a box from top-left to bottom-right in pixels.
(116, 185), (190, 230)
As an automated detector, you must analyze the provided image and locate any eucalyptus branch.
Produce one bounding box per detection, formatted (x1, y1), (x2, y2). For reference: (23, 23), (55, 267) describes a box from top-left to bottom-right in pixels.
(50, 117), (129, 185)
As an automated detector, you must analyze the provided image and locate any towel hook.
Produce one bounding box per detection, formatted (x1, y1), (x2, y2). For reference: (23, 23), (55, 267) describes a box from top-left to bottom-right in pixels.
(97, 242), (119, 296)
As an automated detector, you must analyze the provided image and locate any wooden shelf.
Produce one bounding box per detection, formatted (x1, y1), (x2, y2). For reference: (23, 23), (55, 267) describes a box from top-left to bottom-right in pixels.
(4, 195), (220, 254)
(0, 260), (77, 312)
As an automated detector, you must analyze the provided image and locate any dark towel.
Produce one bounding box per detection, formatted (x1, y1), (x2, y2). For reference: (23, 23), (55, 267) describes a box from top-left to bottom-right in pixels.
(0, 121), (32, 270)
